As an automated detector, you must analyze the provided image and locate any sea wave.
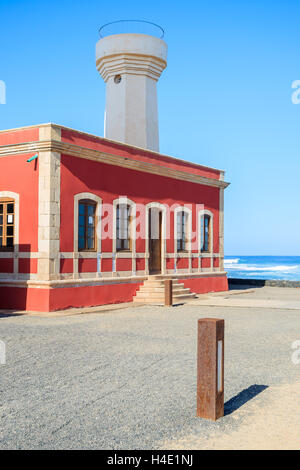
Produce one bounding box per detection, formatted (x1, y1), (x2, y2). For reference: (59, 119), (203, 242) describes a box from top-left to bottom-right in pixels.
(224, 256), (300, 281)
(224, 258), (240, 264)
(224, 262), (299, 272)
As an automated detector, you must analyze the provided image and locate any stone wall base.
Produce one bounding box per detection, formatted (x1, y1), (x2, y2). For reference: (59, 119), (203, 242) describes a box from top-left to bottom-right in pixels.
(0, 274), (228, 312)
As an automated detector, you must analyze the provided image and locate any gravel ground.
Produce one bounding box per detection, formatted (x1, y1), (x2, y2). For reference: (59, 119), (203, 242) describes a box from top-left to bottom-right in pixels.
(163, 381), (300, 450)
(0, 292), (299, 449)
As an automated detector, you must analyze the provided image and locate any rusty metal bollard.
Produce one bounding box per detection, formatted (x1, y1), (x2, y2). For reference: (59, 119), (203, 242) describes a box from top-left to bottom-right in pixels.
(197, 318), (225, 420)
(164, 279), (173, 306)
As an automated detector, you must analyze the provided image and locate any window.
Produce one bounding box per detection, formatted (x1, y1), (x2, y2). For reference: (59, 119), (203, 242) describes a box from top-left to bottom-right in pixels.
(78, 200), (96, 251)
(176, 211), (188, 252)
(201, 214), (211, 252)
(116, 204), (131, 251)
(0, 198), (15, 251)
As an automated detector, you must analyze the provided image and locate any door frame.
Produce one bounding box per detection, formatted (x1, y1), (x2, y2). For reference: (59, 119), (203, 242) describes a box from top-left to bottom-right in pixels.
(145, 202), (167, 275)
(148, 208), (162, 274)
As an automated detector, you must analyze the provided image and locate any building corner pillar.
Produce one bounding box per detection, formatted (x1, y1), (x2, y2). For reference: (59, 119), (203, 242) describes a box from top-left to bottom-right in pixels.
(219, 187), (224, 271)
(37, 124), (61, 281)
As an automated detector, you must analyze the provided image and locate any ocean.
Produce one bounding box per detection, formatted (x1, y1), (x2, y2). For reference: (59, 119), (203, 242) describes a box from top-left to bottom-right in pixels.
(224, 256), (300, 281)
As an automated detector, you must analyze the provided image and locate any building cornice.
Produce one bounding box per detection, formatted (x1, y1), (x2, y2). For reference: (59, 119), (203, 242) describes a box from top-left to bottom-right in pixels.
(0, 123), (226, 175)
(0, 139), (230, 189)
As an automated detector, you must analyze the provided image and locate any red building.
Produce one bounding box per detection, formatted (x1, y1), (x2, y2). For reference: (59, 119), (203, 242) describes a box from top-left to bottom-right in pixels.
(0, 123), (229, 312)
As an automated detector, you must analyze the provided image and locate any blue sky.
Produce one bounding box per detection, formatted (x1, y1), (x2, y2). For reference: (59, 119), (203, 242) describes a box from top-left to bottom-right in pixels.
(1, 0), (299, 255)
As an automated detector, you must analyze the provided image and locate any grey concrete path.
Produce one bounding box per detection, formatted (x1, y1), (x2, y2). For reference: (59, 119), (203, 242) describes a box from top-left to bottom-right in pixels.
(189, 285), (300, 310)
(0, 286), (299, 449)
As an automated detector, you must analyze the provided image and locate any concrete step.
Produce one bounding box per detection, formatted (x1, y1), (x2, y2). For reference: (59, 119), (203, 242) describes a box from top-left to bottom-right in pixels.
(133, 293), (196, 304)
(135, 292), (169, 299)
(147, 275), (174, 280)
(136, 287), (190, 294)
(138, 284), (187, 290)
(142, 280), (183, 287)
(133, 298), (163, 304)
(173, 293), (196, 300)
(134, 290), (196, 300)
(132, 276), (196, 305)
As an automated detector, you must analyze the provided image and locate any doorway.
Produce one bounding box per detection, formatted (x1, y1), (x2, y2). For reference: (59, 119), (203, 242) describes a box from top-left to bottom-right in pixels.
(148, 207), (162, 274)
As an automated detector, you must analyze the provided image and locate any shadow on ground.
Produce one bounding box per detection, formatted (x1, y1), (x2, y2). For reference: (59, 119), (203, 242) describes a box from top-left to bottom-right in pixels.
(0, 312), (23, 318)
(228, 281), (265, 290)
(224, 384), (268, 416)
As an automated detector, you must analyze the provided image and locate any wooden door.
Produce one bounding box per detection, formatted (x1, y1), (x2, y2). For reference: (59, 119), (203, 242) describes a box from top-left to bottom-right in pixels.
(148, 208), (162, 274)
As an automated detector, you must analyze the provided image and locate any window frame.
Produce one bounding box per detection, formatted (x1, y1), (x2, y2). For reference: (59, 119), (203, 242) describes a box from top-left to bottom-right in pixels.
(176, 210), (188, 252)
(199, 210), (213, 254)
(0, 197), (15, 252)
(174, 206), (192, 255)
(112, 197), (136, 256)
(116, 203), (132, 252)
(77, 199), (97, 252)
(201, 214), (210, 253)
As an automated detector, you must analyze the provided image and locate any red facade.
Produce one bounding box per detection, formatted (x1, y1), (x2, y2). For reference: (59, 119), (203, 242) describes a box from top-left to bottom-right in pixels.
(0, 124), (229, 312)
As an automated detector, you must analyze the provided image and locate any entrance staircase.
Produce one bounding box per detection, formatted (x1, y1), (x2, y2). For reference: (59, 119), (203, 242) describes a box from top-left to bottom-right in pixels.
(133, 275), (197, 305)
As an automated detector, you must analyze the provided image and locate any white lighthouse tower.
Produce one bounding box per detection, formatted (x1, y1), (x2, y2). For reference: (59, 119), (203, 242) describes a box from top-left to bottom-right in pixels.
(96, 21), (167, 152)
